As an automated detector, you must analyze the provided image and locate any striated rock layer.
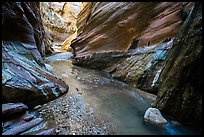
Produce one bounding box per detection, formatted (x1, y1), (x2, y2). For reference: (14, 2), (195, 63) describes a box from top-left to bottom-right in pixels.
(152, 3), (202, 128)
(70, 2), (201, 127)
(2, 2), (68, 107)
(2, 103), (57, 135)
(39, 2), (81, 51)
(71, 2), (194, 57)
(71, 2), (194, 94)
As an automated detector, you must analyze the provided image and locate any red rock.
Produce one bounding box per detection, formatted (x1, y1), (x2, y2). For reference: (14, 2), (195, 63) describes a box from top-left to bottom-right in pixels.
(71, 2), (194, 58)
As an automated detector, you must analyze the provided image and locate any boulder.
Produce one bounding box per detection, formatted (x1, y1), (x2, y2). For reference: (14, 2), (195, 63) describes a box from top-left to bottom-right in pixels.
(144, 107), (167, 124)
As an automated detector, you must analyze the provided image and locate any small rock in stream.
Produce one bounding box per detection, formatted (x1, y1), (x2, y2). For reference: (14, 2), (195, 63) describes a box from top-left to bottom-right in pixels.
(34, 105), (42, 110)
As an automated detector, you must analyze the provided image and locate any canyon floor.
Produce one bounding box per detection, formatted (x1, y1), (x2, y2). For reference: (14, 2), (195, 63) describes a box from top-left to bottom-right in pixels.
(3, 52), (201, 135)
(19, 52), (200, 135)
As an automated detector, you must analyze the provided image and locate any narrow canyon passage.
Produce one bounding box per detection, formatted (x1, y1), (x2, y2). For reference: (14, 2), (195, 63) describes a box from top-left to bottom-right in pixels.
(24, 52), (199, 135)
(2, 2), (202, 135)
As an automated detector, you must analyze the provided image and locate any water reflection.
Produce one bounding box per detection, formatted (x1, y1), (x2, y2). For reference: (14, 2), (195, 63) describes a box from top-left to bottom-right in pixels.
(46, 58), (201, 135)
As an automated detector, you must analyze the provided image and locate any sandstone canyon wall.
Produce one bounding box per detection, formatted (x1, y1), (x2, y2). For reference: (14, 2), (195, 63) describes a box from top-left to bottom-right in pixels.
(70, 2), (201, 127)
(153, 2), (202, 127)
(2, 2), (68, 107)
(71, 2), (194, 94)
(40, 2), (81, 51)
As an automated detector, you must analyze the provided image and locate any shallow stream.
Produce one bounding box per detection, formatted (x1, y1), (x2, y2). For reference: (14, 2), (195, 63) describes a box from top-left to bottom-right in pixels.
(30, 52), (201, 135)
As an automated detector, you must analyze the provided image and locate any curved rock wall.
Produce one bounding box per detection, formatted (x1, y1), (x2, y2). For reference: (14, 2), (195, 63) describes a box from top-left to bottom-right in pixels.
(153, 3), (202, 128)
(70, 2), (201, 128)
(71, 2), (194, 94)
(40, 2), (81, 51)
(2, 2), (68, 107)
(71, 2), (194, 58)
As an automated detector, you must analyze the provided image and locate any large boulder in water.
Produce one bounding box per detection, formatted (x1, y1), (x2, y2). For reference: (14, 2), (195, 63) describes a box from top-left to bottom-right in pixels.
(144, 107), (167, 124)
(2, 2), (68, 107)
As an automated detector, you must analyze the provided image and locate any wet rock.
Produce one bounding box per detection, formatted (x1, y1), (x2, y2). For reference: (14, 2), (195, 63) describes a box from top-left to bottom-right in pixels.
(45, 64), (53, 72)
(144, 107), (167, 124)
(24, 115), (35, 122)
(44, 52), (73, 61)
(2, 103), (28, 120)
(34, 105), (42, 110)
(35, 127), (56, 135)
(2, 102), (56, 135)
(70, 2), (194, 95)
(153, 2), (202, 128)
(2, 118), (43, 135)
(2, 2), (69, 107)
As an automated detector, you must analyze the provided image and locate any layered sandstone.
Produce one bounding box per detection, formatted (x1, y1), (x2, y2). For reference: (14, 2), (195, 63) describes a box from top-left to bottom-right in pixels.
(40, 2), (81, 51)
(71, 2), (194, 94)
(69, 2), (201, 128)
(71, 2), (194, 57)
(2, 2), (68, 107)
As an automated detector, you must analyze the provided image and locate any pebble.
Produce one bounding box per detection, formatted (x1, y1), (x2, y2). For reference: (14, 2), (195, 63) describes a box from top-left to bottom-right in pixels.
(55, 129), (61, 134)
(34, 105), (42, 110)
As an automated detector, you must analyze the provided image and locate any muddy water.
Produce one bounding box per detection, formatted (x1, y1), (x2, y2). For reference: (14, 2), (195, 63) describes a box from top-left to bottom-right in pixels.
(41, 53), (201, 135)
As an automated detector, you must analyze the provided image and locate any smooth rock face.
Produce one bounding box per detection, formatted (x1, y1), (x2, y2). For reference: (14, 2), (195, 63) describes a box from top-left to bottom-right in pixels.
(71, 2), (194, 58)
(69, 2), (201, 128)
(2, 2), (69, 107)
(71, 2), (194, 94)
(40, 2), (81, 50)
(153, 2), (202, 128)
(144, 108), (167, 124)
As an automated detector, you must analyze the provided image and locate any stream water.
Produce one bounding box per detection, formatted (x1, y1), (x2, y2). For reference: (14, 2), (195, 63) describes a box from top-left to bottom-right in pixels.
(33, 52), (201, 135)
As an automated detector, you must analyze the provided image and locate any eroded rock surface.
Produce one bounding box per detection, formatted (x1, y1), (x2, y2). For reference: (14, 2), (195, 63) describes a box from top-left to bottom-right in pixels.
(71, 2), (194, 94)
(40, 2), (81, 51)
(2, 103), (57, 135)
(2, 2), (68, 107)
(144, 107), (167, 124)
(153, 2), (202, 128)
(71, 2), (194, 58)
(69, 2), (201, 128)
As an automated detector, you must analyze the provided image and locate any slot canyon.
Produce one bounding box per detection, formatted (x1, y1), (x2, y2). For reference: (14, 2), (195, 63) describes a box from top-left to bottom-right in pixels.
(2, 2), (202, 135)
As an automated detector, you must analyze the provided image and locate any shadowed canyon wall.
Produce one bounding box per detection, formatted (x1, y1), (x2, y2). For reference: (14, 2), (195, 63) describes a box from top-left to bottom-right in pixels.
(153, 2), (202, 128)
(2, 2), (68, 107)
(70, 2), (202, 127)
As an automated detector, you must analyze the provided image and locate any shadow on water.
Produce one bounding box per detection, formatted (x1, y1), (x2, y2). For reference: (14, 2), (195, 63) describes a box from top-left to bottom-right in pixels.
(45, 57), (201, 135)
